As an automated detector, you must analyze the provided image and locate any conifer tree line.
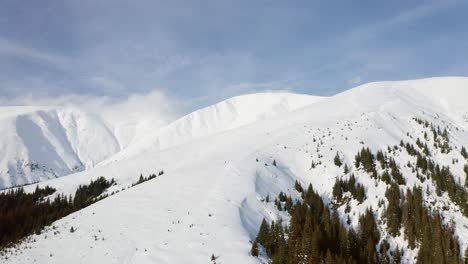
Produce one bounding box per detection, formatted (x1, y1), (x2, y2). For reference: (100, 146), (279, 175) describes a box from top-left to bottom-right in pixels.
(253, 183), (467, 263)
(0, 177), (115, 249)
(132, 171), (164, 186)
(399, 140), (468, 217)
(386, 185), (463, 263)
(253, 184), (382, 263)
(355, 139), (468, 217)
(413, 117), (451, 153)
(253, 132), (468, 263)
(332, 174), (366, 204)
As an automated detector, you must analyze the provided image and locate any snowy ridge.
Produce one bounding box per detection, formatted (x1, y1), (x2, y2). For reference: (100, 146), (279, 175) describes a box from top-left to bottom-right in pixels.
(3, 77), (468, 263)
(101, 92), (324, 164)
(0, 107), (120, 188)
(0, 92), (321, 188)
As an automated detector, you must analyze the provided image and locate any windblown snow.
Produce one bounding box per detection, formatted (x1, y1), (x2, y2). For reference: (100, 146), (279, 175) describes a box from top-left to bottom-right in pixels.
(2, 77), (468, 264)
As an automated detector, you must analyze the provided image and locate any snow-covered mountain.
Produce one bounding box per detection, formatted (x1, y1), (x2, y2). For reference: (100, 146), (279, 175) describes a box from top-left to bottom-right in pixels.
(2, 77), (468, 263)
(0, 107), (120, 188)
(101, 92), (324, 164)
(0, 92), (322, 189)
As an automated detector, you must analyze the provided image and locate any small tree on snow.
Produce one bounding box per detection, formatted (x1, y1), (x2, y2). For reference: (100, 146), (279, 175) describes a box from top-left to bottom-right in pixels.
(211, 254), (217, 262)
(334, 152), (342, 167)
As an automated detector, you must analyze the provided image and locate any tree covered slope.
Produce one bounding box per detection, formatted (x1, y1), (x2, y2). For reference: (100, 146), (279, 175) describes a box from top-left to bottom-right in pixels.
(2, 77), (468, 263)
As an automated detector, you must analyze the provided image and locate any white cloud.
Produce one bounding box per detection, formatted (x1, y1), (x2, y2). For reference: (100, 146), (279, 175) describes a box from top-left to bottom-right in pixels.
(0, 89), (182, 129)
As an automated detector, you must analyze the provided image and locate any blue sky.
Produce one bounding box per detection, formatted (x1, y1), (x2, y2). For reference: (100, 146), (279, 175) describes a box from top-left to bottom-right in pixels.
(0, 0), (467, 110)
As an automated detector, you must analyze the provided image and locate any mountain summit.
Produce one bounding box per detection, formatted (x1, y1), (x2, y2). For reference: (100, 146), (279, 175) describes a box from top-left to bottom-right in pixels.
(2, 77), (468, 263)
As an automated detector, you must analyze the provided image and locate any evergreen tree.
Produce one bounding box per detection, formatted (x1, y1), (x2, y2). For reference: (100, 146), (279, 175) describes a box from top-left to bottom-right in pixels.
(250, 241), (259, 257)
(462, 146), (468, 159)
(334, 152), (342, 167)
(344, 163), (349, 174)
(332, 178), (343, 203)
(257, 218), (271, 247)
(385, 183), (402, 236)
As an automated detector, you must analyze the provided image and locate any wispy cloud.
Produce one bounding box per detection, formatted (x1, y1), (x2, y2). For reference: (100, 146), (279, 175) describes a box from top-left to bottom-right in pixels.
(345, 1), (456, 43)
(0, 37), (69, 69)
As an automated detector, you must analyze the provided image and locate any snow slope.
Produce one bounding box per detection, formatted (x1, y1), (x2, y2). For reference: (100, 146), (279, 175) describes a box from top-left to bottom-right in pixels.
(100, 92), (324, 164)
(0, 92), (322, 189)
(3, 77), (468, 264)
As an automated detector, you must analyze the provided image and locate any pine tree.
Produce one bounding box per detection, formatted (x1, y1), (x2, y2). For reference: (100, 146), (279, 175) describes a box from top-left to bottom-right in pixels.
(250, 241), (259, 256)
(462, 146), (468, 159)
(332, 178), (343, 203)
(355, 184), (366, 204)
(344, 163), (349, 174)
(256, 219), (271, 248)
(294, 180), (303, 193)
(385, 184), (402, 236)
(334, 152), (342, 167)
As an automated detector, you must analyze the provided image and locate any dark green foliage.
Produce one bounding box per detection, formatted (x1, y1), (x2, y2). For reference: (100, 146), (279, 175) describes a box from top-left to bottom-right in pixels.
(74, 177), (115, 206)
(399, 185), (462, 263)
(376, 150), (386, 168)
(0, 177), (114, 249)
(431, 125), (451, 153)
(417, 212), (462, 264)
(405, 142), (417, 156)
(273, 160), (277, 167)
(256, 218), (270, 247)
(381, 170), (391, 185)
(355, 185), (366, 203)
(332, 178), (343, 202)
(427, 163), (468, 216)
(294, 180), (303, 193)
(388, 158), (406, 185)
(384, 183), (402, 236)
(253, 187), (381, 263)
(355, 147), (376, 175)
(462, 146), (468, 159)
(343, 163), (349, 174)
(334, 152), (342, 167)
(402, 187), (424, 249)
(358, 208), (380, 263)
(332, 175), (366, 204)
(250, 241), (259, 256)
(132, 172), (161, 186)
(278, 192), (287, 202)
(465, 164), (468, 188)
(32, 185), (56, 201)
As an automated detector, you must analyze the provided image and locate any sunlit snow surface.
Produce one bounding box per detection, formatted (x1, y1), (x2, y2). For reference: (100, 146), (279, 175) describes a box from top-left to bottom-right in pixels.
(3, 77), (468, 263)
